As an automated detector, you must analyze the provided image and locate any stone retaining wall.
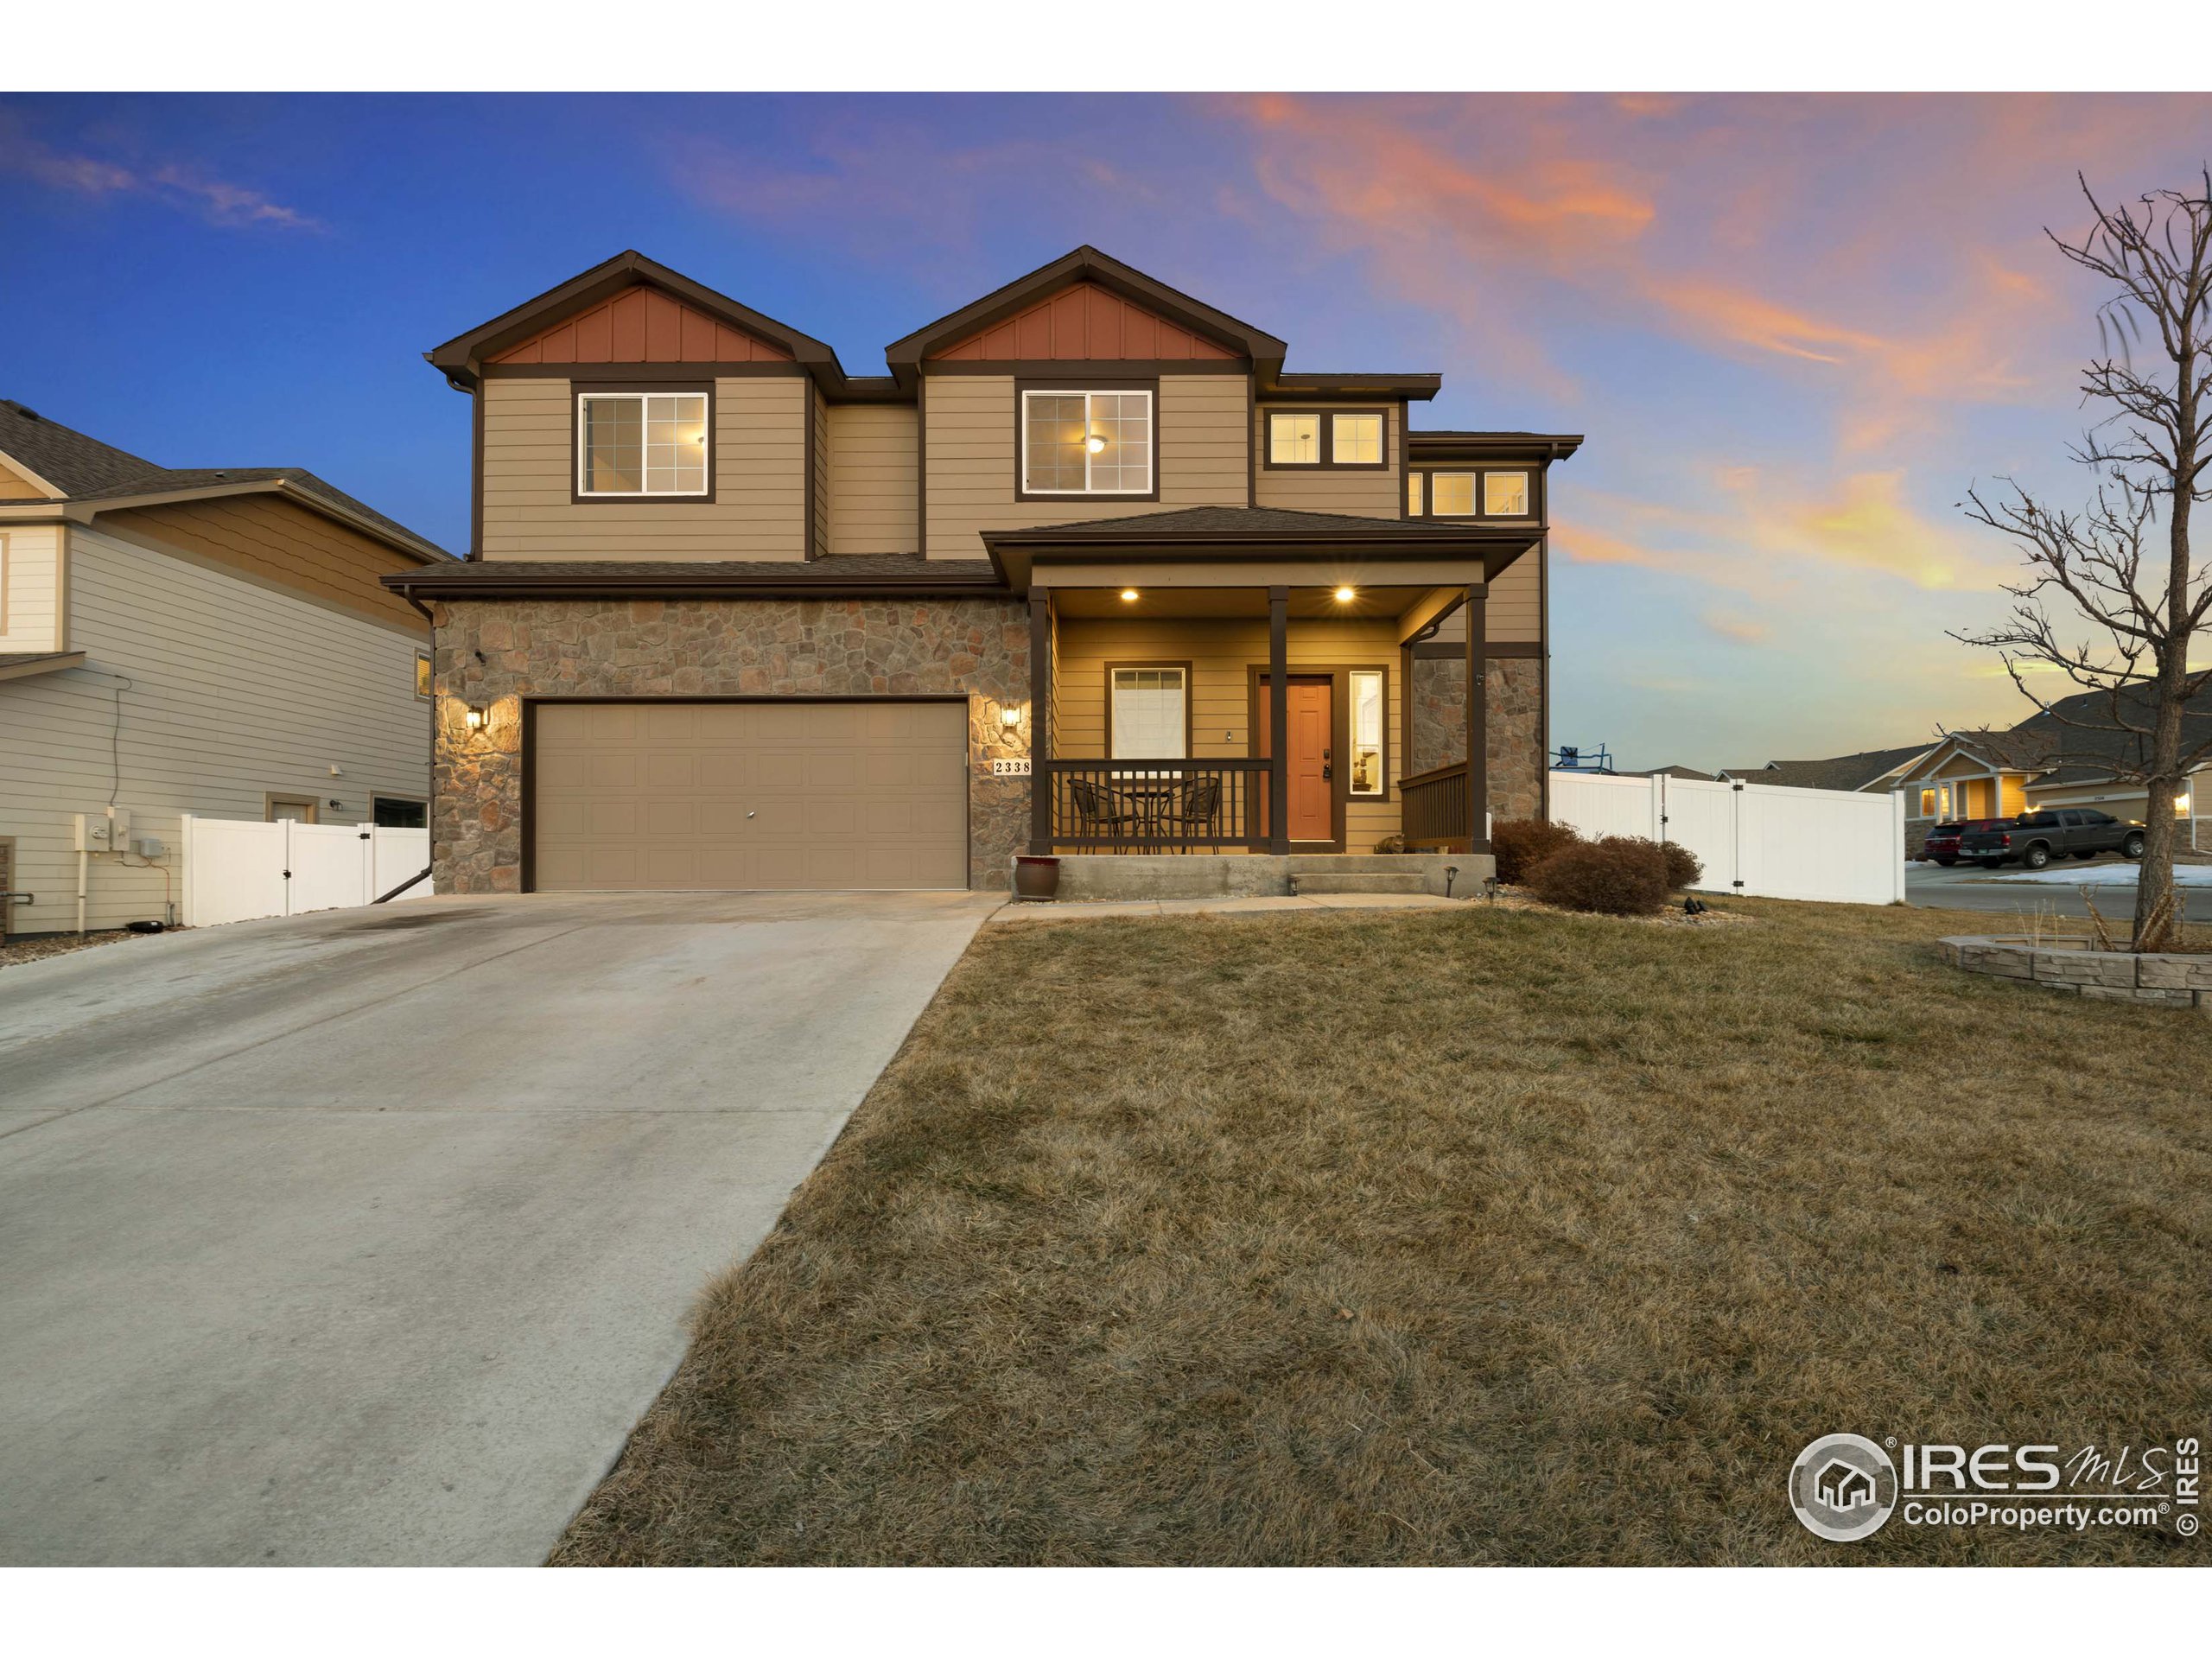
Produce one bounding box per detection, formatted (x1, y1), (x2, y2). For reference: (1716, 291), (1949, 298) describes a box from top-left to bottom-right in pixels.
(1940, 934), (2212, 1009)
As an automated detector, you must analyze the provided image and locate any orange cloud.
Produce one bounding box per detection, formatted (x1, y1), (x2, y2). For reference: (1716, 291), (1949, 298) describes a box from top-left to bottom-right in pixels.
(1703, 609), (1771, 645)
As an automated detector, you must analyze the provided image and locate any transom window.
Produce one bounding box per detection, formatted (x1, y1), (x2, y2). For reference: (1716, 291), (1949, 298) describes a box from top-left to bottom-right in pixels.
(1023, 390), (1154, 495)
(1109, 666), (1187, 759)
(1266, 408), (1388, 468)
(577, 391), (709, 497)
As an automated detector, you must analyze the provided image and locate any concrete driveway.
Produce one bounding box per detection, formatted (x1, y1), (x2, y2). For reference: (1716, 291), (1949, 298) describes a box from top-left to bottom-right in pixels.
(0, 889), (997, 1565)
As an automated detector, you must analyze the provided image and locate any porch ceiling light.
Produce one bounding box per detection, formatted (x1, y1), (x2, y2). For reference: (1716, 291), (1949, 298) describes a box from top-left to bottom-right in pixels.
(1334, 586), (1357, 603)
(1121, 588), (1141, 602)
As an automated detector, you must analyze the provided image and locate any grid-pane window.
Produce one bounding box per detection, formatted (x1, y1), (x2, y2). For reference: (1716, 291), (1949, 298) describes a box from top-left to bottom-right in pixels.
(1110, 667), (1186, 759)
(1269, 412), (1320, 465)
(579, 393), (708, 496)
(1408, 472), (1424, 515)
(1429, 472), (1476, 516)
(1333, 412), (1382, 466)
(1349, 670), (1384, 796)
(1023, 390), (1154, 493)
(1484, 470), (1529, 514)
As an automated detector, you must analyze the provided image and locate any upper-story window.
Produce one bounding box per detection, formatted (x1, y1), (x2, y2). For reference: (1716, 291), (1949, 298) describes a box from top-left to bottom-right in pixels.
(1021, 389), (1154, 495)
(1408, 467), (1535, 518)
(1266, 409), (1388, 469)
(576, 391), (710, 499)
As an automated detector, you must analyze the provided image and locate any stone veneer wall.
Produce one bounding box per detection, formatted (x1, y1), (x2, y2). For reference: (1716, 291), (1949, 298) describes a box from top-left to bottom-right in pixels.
(429, 596), (1029, 893)
(1409, 656), (1545, 823)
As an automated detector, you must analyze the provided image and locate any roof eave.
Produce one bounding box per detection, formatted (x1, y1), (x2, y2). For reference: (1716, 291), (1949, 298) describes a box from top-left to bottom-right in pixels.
(0, 478), (446, 566)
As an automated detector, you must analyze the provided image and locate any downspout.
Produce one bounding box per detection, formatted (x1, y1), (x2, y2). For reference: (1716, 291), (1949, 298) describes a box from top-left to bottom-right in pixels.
(76, 847), (88, 938)
(398, 580), (440, 896)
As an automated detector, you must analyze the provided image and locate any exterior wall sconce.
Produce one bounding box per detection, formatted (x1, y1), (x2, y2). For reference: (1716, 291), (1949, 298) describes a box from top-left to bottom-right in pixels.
(1001, 703), (1023, 732)
(464, 703), (490, 732)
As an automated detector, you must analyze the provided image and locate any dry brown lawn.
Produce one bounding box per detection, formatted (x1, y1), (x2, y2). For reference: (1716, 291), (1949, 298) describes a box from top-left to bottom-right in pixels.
(553, 899), (2210, 1566)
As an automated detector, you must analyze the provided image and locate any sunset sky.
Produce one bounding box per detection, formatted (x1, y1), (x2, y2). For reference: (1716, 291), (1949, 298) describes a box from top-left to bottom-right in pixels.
(5, 92), (2209, 769)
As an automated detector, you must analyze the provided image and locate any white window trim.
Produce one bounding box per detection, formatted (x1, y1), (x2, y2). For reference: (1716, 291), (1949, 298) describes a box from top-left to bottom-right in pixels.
(1484, 470), (1531, 516)
(1427, 471), (1478, 517)
(1109, 665), (1188, 762)
(575, 391), (711, 499)
(1021, 388), (1155, 496)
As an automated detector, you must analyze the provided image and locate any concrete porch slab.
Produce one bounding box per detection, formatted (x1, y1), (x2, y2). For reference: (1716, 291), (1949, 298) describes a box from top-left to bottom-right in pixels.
(1039, 852), (1495, 902)
(990, 892), (1464, 925)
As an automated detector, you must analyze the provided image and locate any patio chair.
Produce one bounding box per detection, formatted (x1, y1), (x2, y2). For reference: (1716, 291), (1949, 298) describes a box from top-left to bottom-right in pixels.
(1069, 776), (1136, 853)
(1158, 774), (1223, 854)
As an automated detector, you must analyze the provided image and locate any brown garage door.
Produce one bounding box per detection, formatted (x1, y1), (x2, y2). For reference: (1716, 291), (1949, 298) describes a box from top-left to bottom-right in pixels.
(531, 701), (969, 892)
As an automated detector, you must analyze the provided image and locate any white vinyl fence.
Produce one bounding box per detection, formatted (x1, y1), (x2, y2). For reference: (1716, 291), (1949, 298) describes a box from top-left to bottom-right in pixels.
(1548, 772), (1905, 906)
(181, 817), (433, 928)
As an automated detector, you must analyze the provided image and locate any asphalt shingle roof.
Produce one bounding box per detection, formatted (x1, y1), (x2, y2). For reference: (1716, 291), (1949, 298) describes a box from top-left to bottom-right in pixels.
(1720, 743), (1932, 792)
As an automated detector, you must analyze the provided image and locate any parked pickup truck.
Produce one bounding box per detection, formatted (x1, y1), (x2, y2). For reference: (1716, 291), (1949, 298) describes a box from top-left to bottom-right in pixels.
(1958, 809), (2146, 870)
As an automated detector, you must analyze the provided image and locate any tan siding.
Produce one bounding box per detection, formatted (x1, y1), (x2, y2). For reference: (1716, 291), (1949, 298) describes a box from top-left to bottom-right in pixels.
(0, 524), (66, 652)
(1254, 404), (1402, 518)
(1417, 545), (1544, 648)
(0, 525), (429, 933)
(1053, 614), (1403, 848)
(0, 456), (51, 499)
(810, 387), (830, 557)
(100, 495), (428, 636)
(923, 372), (1249, 559)
(826, 404), (918, 556)
(480, 374), (807, 561)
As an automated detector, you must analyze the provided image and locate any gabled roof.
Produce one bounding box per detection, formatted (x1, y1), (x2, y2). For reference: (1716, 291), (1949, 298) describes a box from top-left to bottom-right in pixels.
(1720, 743), (1934, 792)
(884, 245), (1288, 383)
(2009, 683), (2212, 785)
(425, 250), (849, 392)
(0, 398), (448, 564)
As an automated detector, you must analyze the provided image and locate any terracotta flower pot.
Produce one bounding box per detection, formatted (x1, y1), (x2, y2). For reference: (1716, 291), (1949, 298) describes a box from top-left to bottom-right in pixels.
(1013, 855), (1061, 900)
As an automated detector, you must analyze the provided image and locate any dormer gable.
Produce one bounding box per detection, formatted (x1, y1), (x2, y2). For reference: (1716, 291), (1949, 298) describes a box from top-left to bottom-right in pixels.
(931, 281), (1242, 364)
(489, 283), (792, 366)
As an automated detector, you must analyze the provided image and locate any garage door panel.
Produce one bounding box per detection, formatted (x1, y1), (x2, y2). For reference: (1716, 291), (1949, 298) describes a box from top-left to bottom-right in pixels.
(533, 700), (967, 892)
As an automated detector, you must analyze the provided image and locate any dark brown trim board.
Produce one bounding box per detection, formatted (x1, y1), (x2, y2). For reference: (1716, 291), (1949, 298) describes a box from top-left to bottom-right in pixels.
(1248, 669), (1340, 849)
(568, 380), (717, 506)
(922, 359), (1249, 378)
(915, 375), (928, 559)
(1103, 660), (1196, 760)
(1267, 587), (1289, 855)
(1465, 584), (1489, 853)
(517, 695), (977, 894)
(1011, 377), (1163, 505)
(1244, 374), (1257, 507)
(1258, 406), (1393, 471)
(1403, 464), (1542, 524)
(1537, 534), (1551, 820)
(469, 387), (485, 560)
(1028, 590), (1052, 855)
(482, 362), (806, 381)
(804, 383), (818, 561)
(1244, 660), (1394, 851)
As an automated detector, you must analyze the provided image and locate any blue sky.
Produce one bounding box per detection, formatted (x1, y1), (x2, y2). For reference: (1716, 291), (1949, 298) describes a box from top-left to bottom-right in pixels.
(6, 92), (2209, 769)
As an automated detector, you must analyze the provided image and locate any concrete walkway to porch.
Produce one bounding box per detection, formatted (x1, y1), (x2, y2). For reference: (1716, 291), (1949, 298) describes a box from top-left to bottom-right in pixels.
(989, 892), (1464, 925)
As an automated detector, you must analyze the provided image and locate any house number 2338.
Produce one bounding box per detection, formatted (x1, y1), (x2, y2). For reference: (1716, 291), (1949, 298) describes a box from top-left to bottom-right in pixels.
(992, 758), (1033, 777)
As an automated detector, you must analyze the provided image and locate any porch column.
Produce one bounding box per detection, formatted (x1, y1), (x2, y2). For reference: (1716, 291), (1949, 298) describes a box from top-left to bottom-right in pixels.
(1029, 588), (1052, 856)
(1268, 585), (1289, 855)
(1465, 584), (1489, 852)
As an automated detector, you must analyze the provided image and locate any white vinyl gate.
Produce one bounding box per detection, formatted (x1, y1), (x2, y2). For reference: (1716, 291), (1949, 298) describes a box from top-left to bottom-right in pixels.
(181, 817), (433, 928)
(1548, 772), (1905, 906)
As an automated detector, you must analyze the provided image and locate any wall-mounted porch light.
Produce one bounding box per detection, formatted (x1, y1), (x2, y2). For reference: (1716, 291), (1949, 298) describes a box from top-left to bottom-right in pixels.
(1001, 703), (1023, 732)
(1334, 586), (1357, 603)
(1121, 588), (1141, 602)
(463, 703), (490, 732)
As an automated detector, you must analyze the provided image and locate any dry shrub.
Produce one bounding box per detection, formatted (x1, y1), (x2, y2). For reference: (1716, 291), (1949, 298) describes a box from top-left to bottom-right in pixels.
(1591, 834), (1702, 892)
(1491, 817), (1580, 885)
(1528, 839), (1670, 916)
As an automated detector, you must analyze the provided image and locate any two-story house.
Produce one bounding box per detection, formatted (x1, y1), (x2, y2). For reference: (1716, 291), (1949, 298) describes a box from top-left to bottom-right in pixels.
(1, 397), (448, 937)
(387, 248), (1580, 894)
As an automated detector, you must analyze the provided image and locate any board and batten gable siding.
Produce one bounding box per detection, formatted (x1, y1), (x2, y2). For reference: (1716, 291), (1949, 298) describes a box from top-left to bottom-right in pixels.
(1254, 403), (1402, 518)
(103, 494), (430, 637)
(480, 374), (808, 561)
(921, 372), (1249, 558)
(0, 524), (430, 933)
(826, 403), (918, 556)
(1, 523), (67, 652)
(1053, 613), (1406, 851)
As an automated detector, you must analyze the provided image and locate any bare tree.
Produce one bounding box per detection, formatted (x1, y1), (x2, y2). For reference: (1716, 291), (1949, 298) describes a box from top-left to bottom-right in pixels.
(1955, 172), (2212, 950)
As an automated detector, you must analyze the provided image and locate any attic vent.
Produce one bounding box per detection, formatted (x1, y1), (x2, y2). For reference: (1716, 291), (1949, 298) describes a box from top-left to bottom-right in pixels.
(8, 403), (40, 420)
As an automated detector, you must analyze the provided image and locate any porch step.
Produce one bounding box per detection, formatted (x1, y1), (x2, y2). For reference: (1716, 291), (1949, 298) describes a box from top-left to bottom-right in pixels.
(1289, 871), (1430, 896)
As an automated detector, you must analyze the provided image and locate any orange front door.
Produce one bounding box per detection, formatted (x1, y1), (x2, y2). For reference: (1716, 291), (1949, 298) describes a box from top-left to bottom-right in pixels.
(1259, 677), (1334, 842)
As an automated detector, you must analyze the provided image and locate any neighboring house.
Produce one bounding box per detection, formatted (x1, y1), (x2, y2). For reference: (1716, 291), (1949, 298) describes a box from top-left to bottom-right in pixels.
(0, 398), (448, 936)
(1894, 685), (2212, 854)
(388, 247), (1580, 893)
(1631, 764), (1715, 782)
(1715, 743), (1932, 795)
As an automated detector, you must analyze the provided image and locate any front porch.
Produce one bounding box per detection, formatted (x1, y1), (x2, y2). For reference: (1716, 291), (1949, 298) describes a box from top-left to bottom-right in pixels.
(1020, 577), (1498, 860)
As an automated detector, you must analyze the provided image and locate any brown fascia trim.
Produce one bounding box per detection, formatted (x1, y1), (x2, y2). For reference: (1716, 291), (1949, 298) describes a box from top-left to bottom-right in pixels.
(1263, 372), (1442, 402)
(1409, 431), (1586, 462)
(425, 249), (854, 394)
(7, 480), (448, 567)
(984, 525), (1528, 556)
(882, 245), (1288, 388)
(385, 571), (1011, 602)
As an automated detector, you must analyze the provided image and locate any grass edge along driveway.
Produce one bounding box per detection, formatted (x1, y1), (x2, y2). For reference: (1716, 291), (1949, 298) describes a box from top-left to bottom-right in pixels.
(554, 899), (2210, 1567)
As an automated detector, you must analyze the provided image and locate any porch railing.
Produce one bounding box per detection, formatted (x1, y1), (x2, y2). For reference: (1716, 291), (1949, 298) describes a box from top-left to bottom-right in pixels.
(1045, 759), (1273, 851)
(1401, 761), (1471, 849)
